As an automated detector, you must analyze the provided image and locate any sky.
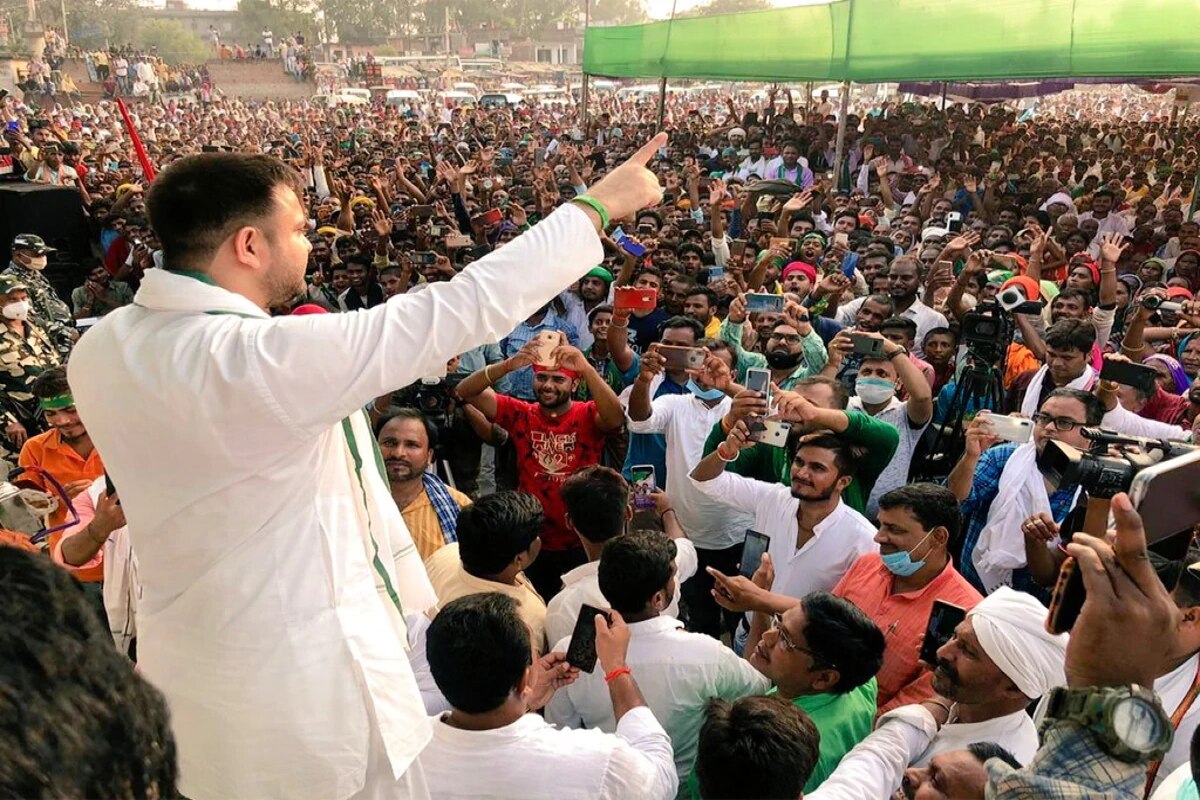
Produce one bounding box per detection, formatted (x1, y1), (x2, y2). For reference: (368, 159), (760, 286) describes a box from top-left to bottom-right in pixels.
(182, 0), (832, 20)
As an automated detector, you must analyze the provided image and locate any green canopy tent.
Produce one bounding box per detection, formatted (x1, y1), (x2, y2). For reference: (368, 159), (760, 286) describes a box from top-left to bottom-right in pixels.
(582, 0), (1200, 185)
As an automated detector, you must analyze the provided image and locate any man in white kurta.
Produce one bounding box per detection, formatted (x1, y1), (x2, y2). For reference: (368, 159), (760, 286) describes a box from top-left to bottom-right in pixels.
(67, 140), (665, 800)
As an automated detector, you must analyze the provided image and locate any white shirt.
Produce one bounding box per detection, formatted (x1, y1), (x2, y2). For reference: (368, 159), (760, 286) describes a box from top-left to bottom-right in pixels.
(627, 395), (753, 549)
(807, 705), (937, 800)
(67, 204), (603, 800)
(848, 397), (928, 519)
(1102, 400), (1189, 441)
(911, 708), (1039, 767)
(1078, 210), (1133, 241)
(736, 155), (768, 181)
(544, 539), (698, 648)
(545, 616), (770, 783)
(1152, 652), (1200, 795)
(837, 298), (947, 359)
(421, 707), (678, 800)
(691, 471), (877, 605)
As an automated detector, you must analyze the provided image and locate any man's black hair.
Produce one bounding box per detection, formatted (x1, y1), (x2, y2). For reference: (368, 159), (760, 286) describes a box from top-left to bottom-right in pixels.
(686, 286), (718, 307)
(0, 547), (178, 798)
(695, 695), (820, 800)
(457, 492), (543, 577)
(30, 366), (70, 401)
(966, 741), (1022, 771)
(426, 593), (532, 715)
(1044, 318), (1096, 354)
(800, 592), (885, 694)
(658, 315), (705, 342)
(877, 483), (962, 543)
(374, 408), (438, 453)
(598, 530), (677, 616)
(561, 465), (629, 545)
(1044, 387), (1106, 426)
(878, 316), (918, 338)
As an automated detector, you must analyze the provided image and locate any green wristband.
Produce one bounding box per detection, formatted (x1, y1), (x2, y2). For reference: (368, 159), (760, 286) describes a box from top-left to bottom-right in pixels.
(571, 195), (610, 230)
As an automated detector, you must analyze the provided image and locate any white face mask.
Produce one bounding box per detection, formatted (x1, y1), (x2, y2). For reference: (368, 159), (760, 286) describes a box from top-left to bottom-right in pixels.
(855, 376), (896, 405)
(3, 300), (30, 321)
(23, 255), (47, 271)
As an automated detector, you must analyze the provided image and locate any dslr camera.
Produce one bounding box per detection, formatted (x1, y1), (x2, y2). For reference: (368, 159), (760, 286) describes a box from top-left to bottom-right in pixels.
(1039, 427), (1198, 499)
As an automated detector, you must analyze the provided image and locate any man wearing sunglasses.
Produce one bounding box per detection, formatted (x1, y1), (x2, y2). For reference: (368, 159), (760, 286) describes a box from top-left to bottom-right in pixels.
(948, 387), (1104, 597)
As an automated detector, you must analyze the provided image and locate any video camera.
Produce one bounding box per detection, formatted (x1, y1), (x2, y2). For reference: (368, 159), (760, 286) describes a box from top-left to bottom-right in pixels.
(408, 373), (466, 431)
(1039, 427), (1199, 499)
(959, 300), (1013, 365)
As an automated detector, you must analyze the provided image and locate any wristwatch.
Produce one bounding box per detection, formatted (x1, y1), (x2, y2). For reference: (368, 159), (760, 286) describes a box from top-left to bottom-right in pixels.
(1041, 685), (1173, 763)
(887, 345), (908, 360)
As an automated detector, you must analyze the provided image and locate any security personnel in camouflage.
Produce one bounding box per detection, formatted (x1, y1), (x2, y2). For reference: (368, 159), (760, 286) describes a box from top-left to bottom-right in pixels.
(3, 234), (78, 358)
(0, 274), (61, 453)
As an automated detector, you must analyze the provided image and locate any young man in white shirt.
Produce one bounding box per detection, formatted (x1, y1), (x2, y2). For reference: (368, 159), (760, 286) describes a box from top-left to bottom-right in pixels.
(422, 592), (678, 800)
(546, 531), (769, 786)
(690, 425), (877, 615)
(628, 340), (753, 639)
(545, 465), (698, 648)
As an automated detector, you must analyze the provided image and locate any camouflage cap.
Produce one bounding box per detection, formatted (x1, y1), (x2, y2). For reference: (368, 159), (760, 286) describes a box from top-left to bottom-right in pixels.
(0, 275), (29, 294)
(11, 234), (55, 254)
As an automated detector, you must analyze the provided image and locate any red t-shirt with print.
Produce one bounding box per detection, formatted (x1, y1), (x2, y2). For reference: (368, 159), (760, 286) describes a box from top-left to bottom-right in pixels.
(493, 394), (610, 551)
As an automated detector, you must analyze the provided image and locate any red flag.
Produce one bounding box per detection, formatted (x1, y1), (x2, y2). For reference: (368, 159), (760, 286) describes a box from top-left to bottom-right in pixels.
(115, 97), (157, 182)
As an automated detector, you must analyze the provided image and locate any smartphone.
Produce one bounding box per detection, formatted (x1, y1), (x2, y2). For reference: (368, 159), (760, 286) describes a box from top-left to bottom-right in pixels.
(474, 208), (503, 227)
(566, 604), (609, 672)
(729, 239), (747, 260)
(745, 366), (772, 408)
(1046, 557), (1084, 635)
(630, 465), (656, 511)
(919, 600), (968, 665)
(381, 157), (396, 169)
(412, 205), (435, 220)
(411, 251), (437, 266)
(534, 330), (564, 366)
(946, 211), (963, 233)
(657, 345), (706, 371)
(445, 232), (473, 249)
(618, 237), (646, 258)
(1129, 449), (1200, 546)
(833, 232), (849, 248)
(678, 218), (698, 231)
(534, 147), (546, 168)
(769, 236), (794, 253)
(849, 332), (886, 357)
(749, 418), (791, 447)
(745, 293), (785, 314)
(516, 185), (535, 201)
(104, 472), (117, 498)
(614, 286), (657, 312)
(1099, 360), (1159, 397)
(976, 411), (1034, 444)
(428, 225), (444, 237)
(738, 530), (771, 578)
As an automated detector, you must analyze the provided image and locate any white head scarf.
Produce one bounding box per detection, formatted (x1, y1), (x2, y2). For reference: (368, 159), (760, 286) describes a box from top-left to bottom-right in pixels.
(1039, 191), (1077, 214)
(967, 587), (1069, 699)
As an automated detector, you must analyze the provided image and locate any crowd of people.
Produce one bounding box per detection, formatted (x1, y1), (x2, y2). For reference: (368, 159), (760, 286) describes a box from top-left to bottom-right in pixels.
(3, 75), (1200, 799)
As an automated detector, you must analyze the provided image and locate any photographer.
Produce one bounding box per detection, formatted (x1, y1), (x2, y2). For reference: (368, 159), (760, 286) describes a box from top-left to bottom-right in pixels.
(950, 388), (1103, 596)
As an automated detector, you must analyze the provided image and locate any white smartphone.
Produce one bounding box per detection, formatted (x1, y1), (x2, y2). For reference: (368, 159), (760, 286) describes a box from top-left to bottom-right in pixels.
(745, 367), (772, 406)
(1129, 449), (1200, 546)
(750, 419), (791, 448)
(977, 411), (1034, 444)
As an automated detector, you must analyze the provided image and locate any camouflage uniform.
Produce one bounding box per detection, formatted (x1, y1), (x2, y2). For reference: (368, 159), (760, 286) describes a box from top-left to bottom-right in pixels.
(0, 273), (61, 461)
(2, 262), (76, 359)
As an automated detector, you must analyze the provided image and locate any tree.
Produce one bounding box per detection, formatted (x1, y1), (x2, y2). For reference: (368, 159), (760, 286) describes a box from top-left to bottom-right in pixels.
(236, 0), (318, 45)
(679, 0), (768, 17)
(136, 19), (209, 64)
(589, 0), (647, 25)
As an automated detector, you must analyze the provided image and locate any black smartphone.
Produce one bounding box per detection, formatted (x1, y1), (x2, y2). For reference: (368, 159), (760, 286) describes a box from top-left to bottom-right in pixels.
(105, 472), (117, 497)
(919, 600), (967, 665)
(738, 530), (770, 578)
(1046, 558), (1085, 635)
(411, 251), (437, 266)
(566, 604), (610, 672)
(1099, 359), (1159, 396)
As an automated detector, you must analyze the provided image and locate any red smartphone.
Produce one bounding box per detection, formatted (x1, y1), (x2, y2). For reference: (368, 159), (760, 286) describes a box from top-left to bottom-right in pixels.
(474, 208), (503, 227)
(614, 286), (658, 312)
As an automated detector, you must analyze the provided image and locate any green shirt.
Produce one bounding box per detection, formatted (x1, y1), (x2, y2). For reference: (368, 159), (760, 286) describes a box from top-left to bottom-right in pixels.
(782, 679), (878, 792)
(718, 317), (829, 389)
(701, 410), (899, 515)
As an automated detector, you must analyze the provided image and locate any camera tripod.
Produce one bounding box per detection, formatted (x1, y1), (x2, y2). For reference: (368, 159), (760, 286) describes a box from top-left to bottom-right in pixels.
(912, 353), (1006, 482)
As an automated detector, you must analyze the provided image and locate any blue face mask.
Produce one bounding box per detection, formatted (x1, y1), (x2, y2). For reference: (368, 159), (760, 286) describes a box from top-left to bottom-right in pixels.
(687, 378), (725, 402)
(879, 531), (934, 577)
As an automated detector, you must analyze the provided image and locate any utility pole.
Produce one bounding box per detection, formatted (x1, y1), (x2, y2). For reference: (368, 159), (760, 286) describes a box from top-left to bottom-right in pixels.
(580, 0), (590, 127)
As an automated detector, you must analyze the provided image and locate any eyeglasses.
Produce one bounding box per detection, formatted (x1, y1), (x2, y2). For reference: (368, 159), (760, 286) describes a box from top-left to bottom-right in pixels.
(1032, 413), (1085, 432)
(768, 332), (803, 345)
(770, 613), (836, 668)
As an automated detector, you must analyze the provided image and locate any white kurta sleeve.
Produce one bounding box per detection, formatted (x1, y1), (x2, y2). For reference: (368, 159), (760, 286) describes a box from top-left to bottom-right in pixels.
(690, 469), (771, 514)
(626, 394), (676, 434)
(806, 706), (938, 800)
(1101, 402), (1188, 441)
(598, 706), (679, 800)
(253, 204), (603, 434)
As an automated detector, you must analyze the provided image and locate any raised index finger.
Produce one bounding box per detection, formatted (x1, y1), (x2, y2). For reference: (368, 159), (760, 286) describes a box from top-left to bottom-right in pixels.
(627, 132), (668, 167)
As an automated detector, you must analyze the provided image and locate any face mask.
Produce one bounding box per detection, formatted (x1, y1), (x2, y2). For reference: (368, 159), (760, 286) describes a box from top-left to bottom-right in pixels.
(687, 378), (725, 402)
(880, 531), (934, 577)
(3, 300), (30, 321)
(855, 376), (895, 405)
(24, 255), (47, 271)
(765, 349), (802, 370)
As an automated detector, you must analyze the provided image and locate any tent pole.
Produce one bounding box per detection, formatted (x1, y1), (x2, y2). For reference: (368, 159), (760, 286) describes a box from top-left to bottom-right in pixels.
(940, 82), (947, 111)
(581, 0), (591, 127)
(833, 80), (850, 191)
(657, 77), (668, 129)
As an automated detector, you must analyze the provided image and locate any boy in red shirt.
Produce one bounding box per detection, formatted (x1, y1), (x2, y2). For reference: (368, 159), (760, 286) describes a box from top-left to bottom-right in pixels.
(458, 339), (625, 599)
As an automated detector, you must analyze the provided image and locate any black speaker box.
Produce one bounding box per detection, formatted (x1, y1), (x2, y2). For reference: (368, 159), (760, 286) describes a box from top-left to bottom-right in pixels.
(0, 183), (92, 299)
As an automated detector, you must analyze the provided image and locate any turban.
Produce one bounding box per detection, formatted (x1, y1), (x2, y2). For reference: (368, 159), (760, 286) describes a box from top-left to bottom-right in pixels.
(781, 261), (816, 283)
(1167, 286), (1194, 301)
(1039, 192), (1076, 214)
(1000, 275), (1041, 302)
(968, 587), (1068, 699)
